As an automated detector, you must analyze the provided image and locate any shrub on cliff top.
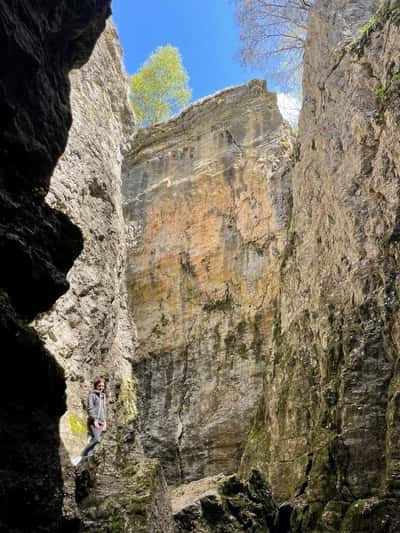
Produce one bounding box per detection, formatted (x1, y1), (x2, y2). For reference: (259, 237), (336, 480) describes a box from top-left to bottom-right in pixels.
(129, 45), (192, 127)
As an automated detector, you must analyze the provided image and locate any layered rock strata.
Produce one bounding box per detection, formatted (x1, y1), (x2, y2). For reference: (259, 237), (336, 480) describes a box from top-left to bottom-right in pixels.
(0, 1), (111, 531)
(123, 80), (292, 485)
(35, 20), (173, 532)
(241, 1), (400, 531)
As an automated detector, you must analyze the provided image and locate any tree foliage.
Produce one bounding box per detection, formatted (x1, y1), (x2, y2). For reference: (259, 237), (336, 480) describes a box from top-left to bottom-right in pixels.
(129, 45), (192, 127)
(236, 0), (314, 88)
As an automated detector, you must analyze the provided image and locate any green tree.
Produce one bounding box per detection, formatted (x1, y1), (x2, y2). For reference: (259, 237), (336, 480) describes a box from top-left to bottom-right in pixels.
(129, 45), (192, 127)
(236, 0), (314, 89)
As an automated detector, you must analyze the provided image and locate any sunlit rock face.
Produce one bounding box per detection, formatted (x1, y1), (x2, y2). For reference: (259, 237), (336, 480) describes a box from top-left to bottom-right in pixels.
(33, 19), (139, 524)
(35, 21), (175, 532)
(34, 21), (174, 532)
(241, 1), (400, 531)
(0, 1), (110, 531)
(123, 80), (291, 485)
(35, 19), (136, 463)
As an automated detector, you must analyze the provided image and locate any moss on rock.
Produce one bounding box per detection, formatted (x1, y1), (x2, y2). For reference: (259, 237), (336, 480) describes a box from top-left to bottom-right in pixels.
(68, 412), (87, 439)
(119, 377), (138, 423)
(339, 498), (400, 532)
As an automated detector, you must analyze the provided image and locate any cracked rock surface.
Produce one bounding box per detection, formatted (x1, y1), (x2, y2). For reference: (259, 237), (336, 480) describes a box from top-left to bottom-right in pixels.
(173, 470), (286, 533)
(35, 20), (174, 532)
(241, 1), (400, 531)
(123, 80), (292, 485)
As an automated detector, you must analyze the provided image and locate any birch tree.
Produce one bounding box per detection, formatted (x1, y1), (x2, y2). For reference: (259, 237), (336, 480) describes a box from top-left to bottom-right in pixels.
(130, 45), (192, 127)
(236, 0), (314, 88)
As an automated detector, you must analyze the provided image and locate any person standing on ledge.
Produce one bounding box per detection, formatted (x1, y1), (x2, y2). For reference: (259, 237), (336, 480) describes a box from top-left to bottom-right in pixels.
(73, 377), (107, 465)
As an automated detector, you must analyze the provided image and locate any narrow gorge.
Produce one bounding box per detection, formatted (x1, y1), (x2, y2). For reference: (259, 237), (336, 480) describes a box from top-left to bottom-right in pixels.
(1, 0), (400, 532)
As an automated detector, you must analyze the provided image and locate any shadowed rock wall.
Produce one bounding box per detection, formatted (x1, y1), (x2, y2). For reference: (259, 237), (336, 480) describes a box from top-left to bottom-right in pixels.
(123, 80), (292, 486)
(241, 1), (400, 531)
(0, 1), (111, 531)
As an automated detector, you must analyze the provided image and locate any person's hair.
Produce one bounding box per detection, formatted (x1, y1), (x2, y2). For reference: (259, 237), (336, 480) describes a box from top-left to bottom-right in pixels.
(93, 377), (105, 389)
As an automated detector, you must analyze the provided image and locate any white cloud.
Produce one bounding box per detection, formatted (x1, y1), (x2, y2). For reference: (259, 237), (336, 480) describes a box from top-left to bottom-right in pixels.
(277, 92), (301, 127)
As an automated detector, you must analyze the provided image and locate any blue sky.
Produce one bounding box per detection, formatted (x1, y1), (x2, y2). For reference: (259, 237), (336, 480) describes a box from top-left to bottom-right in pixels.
(111, 0), (300, 124)
(111, 0), (268, 101)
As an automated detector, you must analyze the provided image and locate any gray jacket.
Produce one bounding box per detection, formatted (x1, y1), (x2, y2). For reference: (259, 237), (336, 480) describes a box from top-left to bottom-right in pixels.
(87, 390), (106, 424)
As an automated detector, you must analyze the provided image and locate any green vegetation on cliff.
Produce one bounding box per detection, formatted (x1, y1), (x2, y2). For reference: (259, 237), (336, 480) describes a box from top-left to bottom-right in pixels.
(129, 45), (192, 127)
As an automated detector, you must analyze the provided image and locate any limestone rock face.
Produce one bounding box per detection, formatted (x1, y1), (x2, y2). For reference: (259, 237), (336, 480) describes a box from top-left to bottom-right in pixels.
(241, 2), (400, 531)
(35, 21), (174, 531)
(123, 81), (291, 485)
(35, 19), (137, 462)
(0, 1), (110, 531)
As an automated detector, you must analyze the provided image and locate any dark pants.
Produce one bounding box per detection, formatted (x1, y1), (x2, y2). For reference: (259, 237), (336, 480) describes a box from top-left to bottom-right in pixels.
(82, 424), (104, 457)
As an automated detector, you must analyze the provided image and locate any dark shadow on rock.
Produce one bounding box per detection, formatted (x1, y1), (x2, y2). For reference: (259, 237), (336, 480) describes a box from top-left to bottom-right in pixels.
(0, 0), (111, 530)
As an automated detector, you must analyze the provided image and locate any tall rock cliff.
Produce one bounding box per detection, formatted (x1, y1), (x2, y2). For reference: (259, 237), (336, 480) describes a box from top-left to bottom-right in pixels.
(123, 80), (292, 485)
(241, 1), (400, 531)
(35, 19), (136, 468)
(35, 20), (174, 533)
(0, 1), (111, 531)
(123, 1), (400, 531)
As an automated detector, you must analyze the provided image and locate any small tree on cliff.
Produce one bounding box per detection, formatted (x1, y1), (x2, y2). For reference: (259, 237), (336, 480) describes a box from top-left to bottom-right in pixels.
(129, 45), (192, 127)
(235, 0), (314, 89)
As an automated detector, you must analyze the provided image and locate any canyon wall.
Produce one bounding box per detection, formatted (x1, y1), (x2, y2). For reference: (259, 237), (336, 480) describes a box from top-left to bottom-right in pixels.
(0, 1), (111, 531)
(123, 1), (400, 531)
(241, 1), (400, 531)
(35, 18), (136, 468)
(123, 80), (292, 486)
(35, 20), (174, 533)
(3, 0), (400, 531)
